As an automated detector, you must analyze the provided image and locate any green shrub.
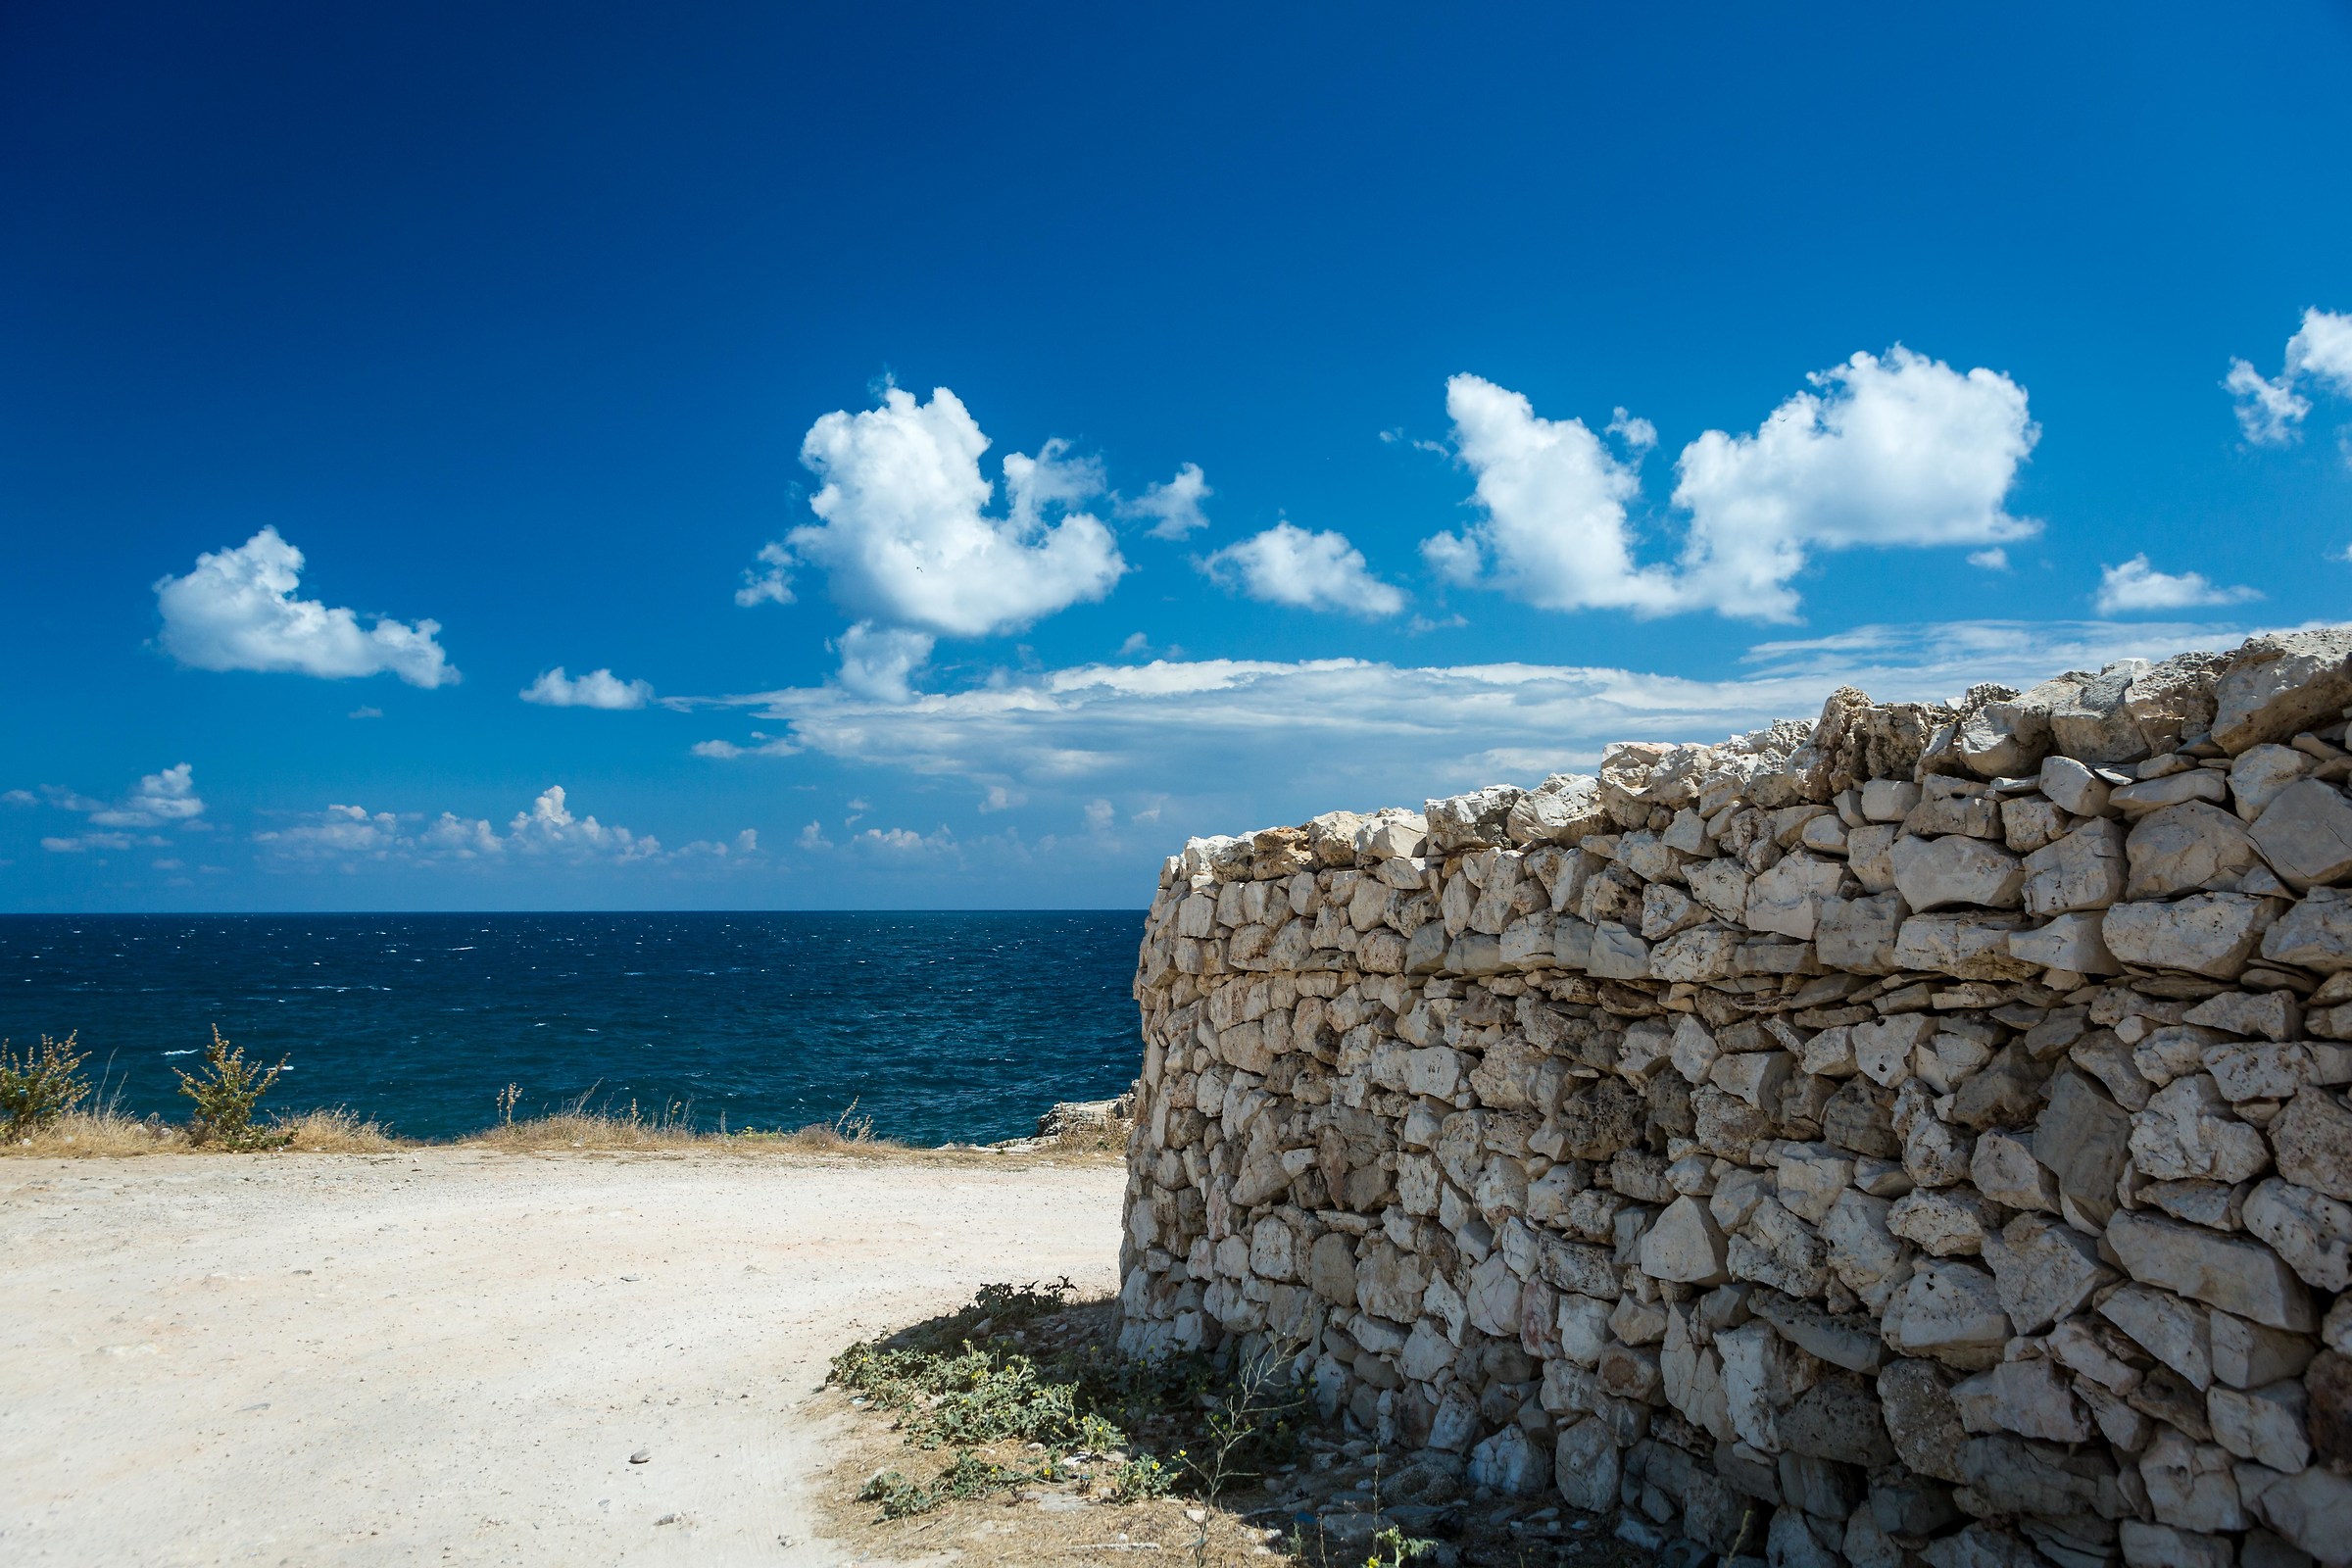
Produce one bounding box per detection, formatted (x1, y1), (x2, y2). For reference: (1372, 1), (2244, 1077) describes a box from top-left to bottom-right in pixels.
(0, 1033), (89, 1137)
(174, 1027), (290, 1151)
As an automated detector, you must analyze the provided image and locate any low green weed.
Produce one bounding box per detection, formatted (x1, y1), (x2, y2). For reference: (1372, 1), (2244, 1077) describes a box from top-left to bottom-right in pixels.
(0, 1033), (89, 1138)
(174, 1027), (291, 1151)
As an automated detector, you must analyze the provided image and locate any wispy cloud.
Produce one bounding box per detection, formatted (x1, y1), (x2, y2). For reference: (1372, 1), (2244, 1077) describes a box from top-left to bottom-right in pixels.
(692, 617), (2245, 837)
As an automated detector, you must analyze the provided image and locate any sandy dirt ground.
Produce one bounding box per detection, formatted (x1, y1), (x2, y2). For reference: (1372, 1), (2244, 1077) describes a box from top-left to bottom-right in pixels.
(0, 1150), (1127, 1567)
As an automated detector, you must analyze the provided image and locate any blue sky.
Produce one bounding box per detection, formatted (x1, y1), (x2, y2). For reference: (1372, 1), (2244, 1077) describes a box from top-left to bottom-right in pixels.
(5, 2), (2351, 911)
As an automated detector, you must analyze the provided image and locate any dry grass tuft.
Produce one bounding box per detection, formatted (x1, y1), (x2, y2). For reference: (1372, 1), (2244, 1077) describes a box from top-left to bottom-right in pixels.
(5, 1103), (402, 1157)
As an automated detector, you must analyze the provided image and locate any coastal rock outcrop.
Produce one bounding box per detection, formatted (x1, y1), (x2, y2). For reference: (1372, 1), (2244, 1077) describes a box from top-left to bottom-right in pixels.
(1118, 627), (2352, 1568)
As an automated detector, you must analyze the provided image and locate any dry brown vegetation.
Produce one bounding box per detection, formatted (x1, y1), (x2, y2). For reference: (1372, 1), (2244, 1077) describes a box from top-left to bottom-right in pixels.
(5, 1104), (402, 1156)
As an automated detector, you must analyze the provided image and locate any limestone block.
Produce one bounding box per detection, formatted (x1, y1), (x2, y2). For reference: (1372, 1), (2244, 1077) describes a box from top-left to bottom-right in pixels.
(1719, 1318), (1819, 1452)
(1640, 1195), (1730, 1286)
(1887, 1188), (1992, 1255)
(1886, 1260), (2010, 1370)
(2210, 1379), (2312, 1474)
(1424, 785), (1524, 854)
(2253, 777), (2352, 890)
(2205, 1040), (2315, 1102)
(1970, 1129), (2059, 1211)
(1685, 855), (1752, 925)
(1648, 921), (1740, 982)
(1817, 891), (1907, 973)
(2185, 987), (2304, 1041)
(2120, 1521), (2234, 1568)
(2272, 898), (2352, 984)
(2214, 1312), (2319, 1392)
(2054, 660), (2156, 763)
(2271, 1090), (2352, 1200)
(2233, 744), (2312, 821)
(1765, 1510), (1840, 1568)
(1775, 1143), (1855, 1224)
(1853, 1012), (1936, 1088)
(1466, 1422), (1548, 1495)
(1748, 850), (1851, 940)
(2139, 1427), (2246, 1532)
(2022, 816), (2128, 915)
(2131, 1074), (2273, 1184)
(1877, 1357), (1971, 1483)
(2041, 754), (2115, 816)
(1848, 821), (1899, 893)
(1982, 1213), (2113, 1334)
(1710, 1048), (1792, 1110)
(1822, 1189), (1908, 1311)
(2103, 893), (2283, 979)
(1892, 912), (2038, 980)
(2127, 800), (2268, 898)
(1951, 1354), (2091, 1443)
(2211, 626), (2352, 755)
(2244, 1176), (2352, 1292)
(2107, 1210), (2316, 1332)
(2245, 1464), (2352, 1565)
(1586, 921), (1650, 981)
(1505, 775), (1605, 847)
(1905, 776), (2004, 839)
(1891, 833), (2026, 912)
(2000, 794), (2070, 855)
(1728, 1196), (1830, 1298)
(1553, 1416), (1620, 1512)
(2112, 768), (2231, 814)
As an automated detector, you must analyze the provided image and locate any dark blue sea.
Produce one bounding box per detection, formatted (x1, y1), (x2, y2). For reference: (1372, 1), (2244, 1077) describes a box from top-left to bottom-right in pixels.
(0, 913), (1145, 1145)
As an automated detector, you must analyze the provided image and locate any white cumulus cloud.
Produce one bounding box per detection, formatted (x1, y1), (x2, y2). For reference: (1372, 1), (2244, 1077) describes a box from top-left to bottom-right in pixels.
(1200, 522), (1406, 617)
(2093, 556), (2261, 615)
(2227, 308), (2352, 446)
(36, 762), (205, 853)
(735, 389), (1128, 691)
(1427, 348), (2039, 622)
(154, 527), (456, 687)
(520, 667), (654, 710)
(1121, 463), (1213, 538)
(253, 785), (731, 868)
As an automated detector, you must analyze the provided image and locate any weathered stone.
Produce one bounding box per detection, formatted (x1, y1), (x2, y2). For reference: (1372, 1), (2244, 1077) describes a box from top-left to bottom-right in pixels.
(2266, 888), (2352, 973)
(2246, 1464), (2352, 1565)
(2008, 910), (2122, 975)
(2102, 1283), (2215, 1389)
(2214, 1312), (2319, 1391)
(1817, 891), (1906, 973)
(2120, 1522), (2235, 1568)
(1424, 785), (1526, 854)
(1887, 1188), (1992, 1255)
(1506, 775), (1606, 848)
(2252, 778), (2352, 890)
(1970, 1129), (2059, 1211)
(2023, 817), (2128, 915)
(2139, 1427), (2246, 1532)
(1821, 1188), (1907, 1311)
(2113, 767), (2231, 814)
(1952, 1353), (2091, 1443)
(2104, 892), (2283, 979)
(1466, 1422), (1548, 1495)
(1893, 912), (2039, 980)
(1639, 1195), (1730, 1286)
(2211, 626), (2352, 755)
(1982, 1213), (2113, 1334)
(2107, 1210), (2317, 1331)
(1553, 1416), (1620, 1512)
(2132, 1073), (2273, 1184)
(2209, 1378), (2312, 1473)
(2244, 1176), (2352, 1292)
(2127, 800), (2268, 899)
(2271, 1090), (2352, 1200)
(1748, 851), (1851, 941)
(1891, 833), (2026, 912)
(1886, 1260), (2010, 1370)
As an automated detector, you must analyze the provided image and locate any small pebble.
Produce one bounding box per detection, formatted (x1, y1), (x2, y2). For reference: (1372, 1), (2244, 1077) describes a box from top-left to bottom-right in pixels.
(629, 1450), (650, 1464)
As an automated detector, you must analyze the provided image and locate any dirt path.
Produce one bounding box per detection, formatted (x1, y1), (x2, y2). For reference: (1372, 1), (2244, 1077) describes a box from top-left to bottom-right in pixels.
(0, 1150), (1127, 1567)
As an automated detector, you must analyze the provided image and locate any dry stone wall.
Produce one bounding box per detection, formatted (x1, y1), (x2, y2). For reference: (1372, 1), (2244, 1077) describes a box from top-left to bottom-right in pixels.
(1118, 627), (2352, 1568)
